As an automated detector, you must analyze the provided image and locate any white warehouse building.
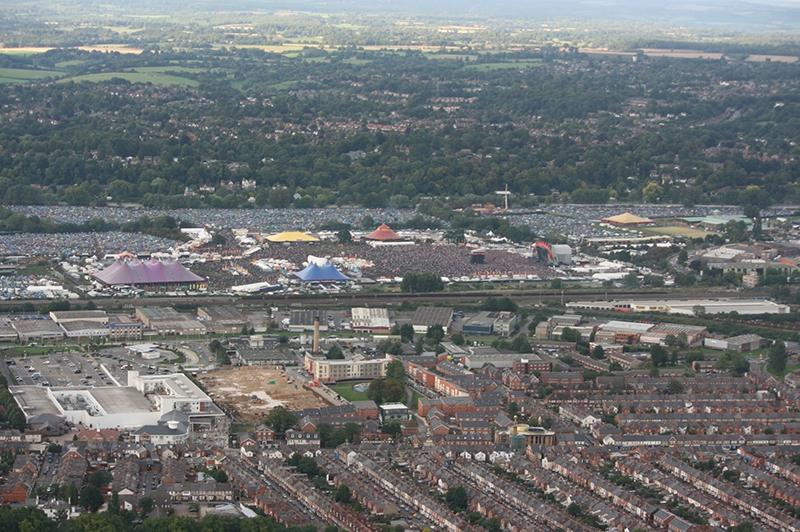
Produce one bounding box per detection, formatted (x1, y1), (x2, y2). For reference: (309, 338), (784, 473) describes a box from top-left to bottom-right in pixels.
(10, 371), (223, 431)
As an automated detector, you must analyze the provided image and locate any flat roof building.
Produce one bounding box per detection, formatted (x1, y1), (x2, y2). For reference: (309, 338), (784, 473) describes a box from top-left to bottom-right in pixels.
(379, 403), (410, 423)
(49, 310), (108, 324)
(304, 352), (391, 383)
(571, 298), (790, 316)
(350, 307), (391, 331)
(105, 315), (143, 340)
(197, 307), (248, 335)
(705, 334), (768, 353)
(136, 307), (183, 328)
(135, 307), (206, 336)
(11, 319), (63, 342)
(462, 311), (498, 336)
(288, 310), (327, 333)
(59, 320), (109, 339)
(411, 307), (453, 335)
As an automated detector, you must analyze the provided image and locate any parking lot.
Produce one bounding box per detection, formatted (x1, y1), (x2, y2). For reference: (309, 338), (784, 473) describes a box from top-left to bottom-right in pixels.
(3, 346), (185, 389)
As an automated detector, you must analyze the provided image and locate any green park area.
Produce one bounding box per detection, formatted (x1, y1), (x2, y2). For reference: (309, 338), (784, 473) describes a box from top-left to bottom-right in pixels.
(327, 381), (370, 402)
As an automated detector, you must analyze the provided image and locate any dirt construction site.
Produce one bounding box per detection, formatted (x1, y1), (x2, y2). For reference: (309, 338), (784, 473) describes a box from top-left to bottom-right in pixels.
(198, 367), (331, 422)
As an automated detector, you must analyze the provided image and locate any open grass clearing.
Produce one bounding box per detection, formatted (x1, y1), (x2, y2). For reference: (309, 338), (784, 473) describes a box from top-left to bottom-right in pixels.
(54, 60), (87, 68)
(58, 72), (199, 86)
(768, 362), (800, 379)
(467, 59), (542, 71)
(102, 26), (146, 35)
(342, 58), (371, 65)
(643, 225), (717, 239)
(127, 66), (204, 73)
(328, 381), (370, 402)
(0, 68), (62, 80)
(0, 47), (54, 55)
(424, 53), (479, 61)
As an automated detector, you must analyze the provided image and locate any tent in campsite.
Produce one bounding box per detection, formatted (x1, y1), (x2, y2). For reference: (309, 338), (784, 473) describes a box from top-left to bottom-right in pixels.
(294, 261), (350, 283)
(364, 224), (403, 241)
(93, 258), (205, 287)
(600, 213), (654, 227)
(266, 231), (319, 243)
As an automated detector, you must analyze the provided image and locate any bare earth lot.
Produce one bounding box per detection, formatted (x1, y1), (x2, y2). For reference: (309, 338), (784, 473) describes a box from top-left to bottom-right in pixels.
(198, 367), (329, 421)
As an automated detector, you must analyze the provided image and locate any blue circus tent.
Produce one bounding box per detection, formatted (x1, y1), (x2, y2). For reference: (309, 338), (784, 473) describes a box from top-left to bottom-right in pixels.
(294, 261), (350, 283)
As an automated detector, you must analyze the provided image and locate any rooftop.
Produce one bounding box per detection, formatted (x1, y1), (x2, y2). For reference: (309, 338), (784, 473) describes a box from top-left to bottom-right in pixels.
(60, 320), (108, 332)
(600, 320), (654, 333)
(199, 306), (247, 321)
(50, 310), (108, 322)
(137, 307), (182, 320)
(411, 307), (453, 327)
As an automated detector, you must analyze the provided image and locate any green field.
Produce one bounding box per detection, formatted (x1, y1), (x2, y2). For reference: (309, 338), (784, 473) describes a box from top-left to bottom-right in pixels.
(0, 68), (62, 81)
(409, 389), (423, 410)
(2, 347), (56, 357)
(467, 59), (542, 71)
(767, 362), (800, 378)
(424, 53), (479, 61)
(643, 226), (716, 238)
(54, 60), (87, 68)
(58, 72), (199, 87)
(129, 66), (204, 73)
(328, 382), (370, 402)
(229, 422), (254, 434)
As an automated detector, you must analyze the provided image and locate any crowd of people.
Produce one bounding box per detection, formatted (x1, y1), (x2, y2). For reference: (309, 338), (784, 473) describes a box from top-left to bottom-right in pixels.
(0, 274), (64, 300)
(0, 232), (178, 258)
(5, 205), (426, 232)
(505, 212), (630, 240)
(541, 203), (797, 219)
(191, 242), (553, 289)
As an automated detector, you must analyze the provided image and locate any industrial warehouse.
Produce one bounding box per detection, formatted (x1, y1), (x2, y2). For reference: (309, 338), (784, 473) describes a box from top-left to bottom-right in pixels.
(10, 371), (224, 437)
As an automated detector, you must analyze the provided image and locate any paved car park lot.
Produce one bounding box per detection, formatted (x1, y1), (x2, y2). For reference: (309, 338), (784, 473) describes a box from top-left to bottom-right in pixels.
(4, 346), (184, 388)
(7, 352), (119, 388)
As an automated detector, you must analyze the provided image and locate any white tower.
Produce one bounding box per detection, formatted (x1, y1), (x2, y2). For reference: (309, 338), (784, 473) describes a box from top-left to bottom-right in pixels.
(496, 184), (511, 211)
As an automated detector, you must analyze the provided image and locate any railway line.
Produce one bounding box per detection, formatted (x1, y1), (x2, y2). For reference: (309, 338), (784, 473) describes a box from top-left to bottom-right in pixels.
(0, 289), (771, 311)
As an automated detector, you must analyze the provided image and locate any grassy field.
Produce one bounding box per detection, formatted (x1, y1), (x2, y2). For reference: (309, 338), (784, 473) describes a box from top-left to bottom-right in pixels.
(54, 60), (87, 68)
(58, 72), (199, 87)
(19, 264), (50, 276)
(408, 388), (423, 410)
(644, 226), (716, 238)
(467, 59), (542, 71)
(127, 66), (204, 74)
(0, 68), (62, 81)
(342, 58), (371, 65)
(328, 382), (370, 402)
(2, 347), (56, 357)
(768, 362), (800, 378)
(229, 422), (254, 434)
(424, 53), (479, 61)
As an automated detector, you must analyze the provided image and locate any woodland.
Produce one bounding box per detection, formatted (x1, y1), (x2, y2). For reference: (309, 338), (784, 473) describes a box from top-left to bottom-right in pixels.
(0, 4), (799, 213)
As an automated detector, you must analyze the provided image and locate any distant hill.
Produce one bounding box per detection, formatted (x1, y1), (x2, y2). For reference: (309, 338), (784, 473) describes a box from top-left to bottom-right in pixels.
(157, 0), (800, 31)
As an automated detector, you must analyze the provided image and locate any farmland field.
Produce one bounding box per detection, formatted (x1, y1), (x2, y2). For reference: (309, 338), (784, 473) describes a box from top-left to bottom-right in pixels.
(467, 59), (542, 71)
(0, 68), (62, 81)
(57, 72), (199, 86)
